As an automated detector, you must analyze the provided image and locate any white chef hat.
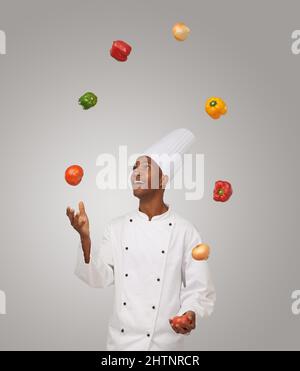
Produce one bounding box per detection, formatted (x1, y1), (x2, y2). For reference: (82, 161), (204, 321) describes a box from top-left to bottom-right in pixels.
(140, 128), (196, 182)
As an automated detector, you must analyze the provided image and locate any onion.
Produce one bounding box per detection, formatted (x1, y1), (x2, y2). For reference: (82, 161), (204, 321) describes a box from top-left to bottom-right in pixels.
(192, 243), (210, 261)
(172, 22), (190, 41)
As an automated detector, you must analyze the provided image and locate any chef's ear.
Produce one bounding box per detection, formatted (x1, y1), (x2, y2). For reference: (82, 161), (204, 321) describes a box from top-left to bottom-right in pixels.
(161, 174), (169, 188)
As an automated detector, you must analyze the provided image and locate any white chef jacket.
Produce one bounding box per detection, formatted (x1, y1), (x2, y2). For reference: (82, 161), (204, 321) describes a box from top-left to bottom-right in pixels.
(75, 206), (216, 351)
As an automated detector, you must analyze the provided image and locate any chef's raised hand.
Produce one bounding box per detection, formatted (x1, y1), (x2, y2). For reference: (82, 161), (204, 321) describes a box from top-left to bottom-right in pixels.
(66, 201), (90, 239)
(169, 311), (196, 335)
(66, 201), (91, 263)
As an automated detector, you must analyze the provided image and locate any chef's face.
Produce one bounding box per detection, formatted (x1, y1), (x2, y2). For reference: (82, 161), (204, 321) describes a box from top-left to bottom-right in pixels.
(131, 156), (168, 199)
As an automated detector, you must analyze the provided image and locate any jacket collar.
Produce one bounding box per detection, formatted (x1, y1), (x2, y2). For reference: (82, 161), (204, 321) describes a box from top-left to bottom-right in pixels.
(136, 204), (172, 221)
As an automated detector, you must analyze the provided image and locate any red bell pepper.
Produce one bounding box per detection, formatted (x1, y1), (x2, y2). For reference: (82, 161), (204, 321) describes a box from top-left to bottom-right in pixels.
(110, 40), (132, 62)
(213, 180), (233, 202)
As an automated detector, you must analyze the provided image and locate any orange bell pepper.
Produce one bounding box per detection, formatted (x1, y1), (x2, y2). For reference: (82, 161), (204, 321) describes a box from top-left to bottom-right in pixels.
(205, 97), (227, 119)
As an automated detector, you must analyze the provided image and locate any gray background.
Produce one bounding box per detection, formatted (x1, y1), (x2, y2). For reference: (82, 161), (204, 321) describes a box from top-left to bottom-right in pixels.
(0, 0), (299, 350)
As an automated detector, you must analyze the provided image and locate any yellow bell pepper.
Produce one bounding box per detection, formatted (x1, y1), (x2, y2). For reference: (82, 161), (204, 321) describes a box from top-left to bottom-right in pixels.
(205, 97), (227, 119)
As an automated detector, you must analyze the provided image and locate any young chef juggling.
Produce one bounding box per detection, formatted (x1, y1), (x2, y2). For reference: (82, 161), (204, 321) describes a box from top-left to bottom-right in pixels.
(66, 128), (216, 351)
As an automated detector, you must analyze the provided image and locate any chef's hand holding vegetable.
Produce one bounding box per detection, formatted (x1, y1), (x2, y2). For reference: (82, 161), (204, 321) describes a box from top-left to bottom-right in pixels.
(169, 311), (196, 335)
(66, 201), (91, 263)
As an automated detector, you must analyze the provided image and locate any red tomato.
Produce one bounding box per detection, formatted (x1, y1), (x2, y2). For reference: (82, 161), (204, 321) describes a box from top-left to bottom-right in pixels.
(65, 165), (84, 186)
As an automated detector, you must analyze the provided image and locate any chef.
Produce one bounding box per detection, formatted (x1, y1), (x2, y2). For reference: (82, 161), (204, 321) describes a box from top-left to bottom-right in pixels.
(66, 128), (216, 351)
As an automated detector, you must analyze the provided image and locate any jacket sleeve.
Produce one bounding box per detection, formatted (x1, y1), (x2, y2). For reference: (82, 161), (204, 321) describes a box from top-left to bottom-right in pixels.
(176, 222), (216, 318)
(74, 223), (114, 288)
